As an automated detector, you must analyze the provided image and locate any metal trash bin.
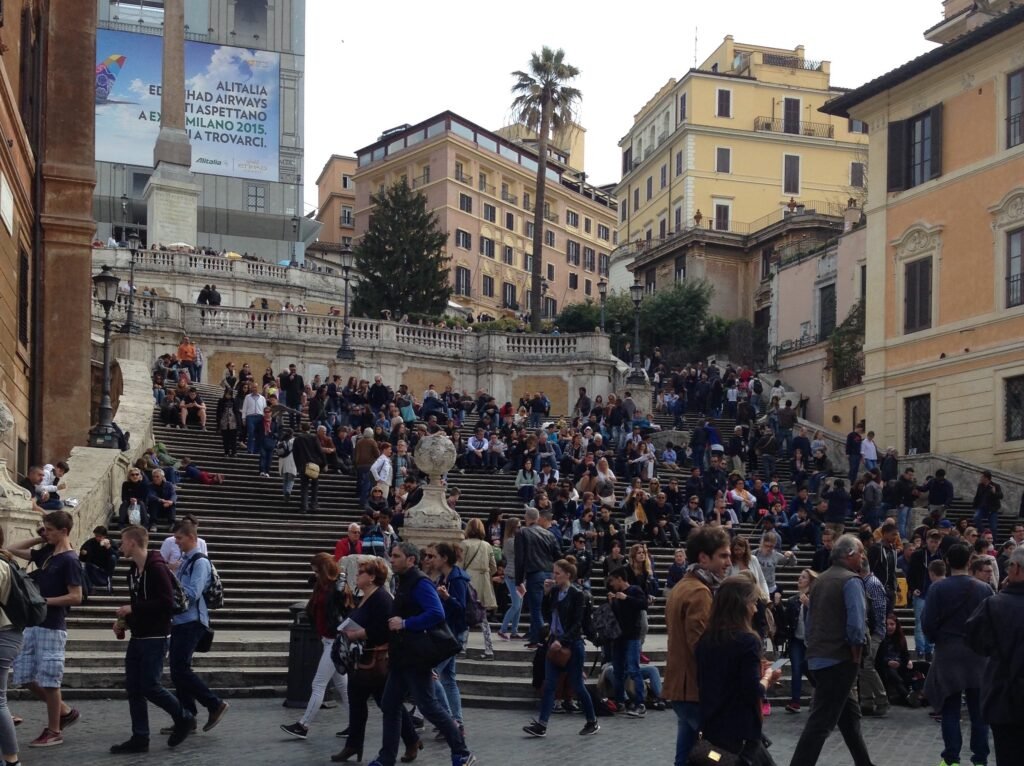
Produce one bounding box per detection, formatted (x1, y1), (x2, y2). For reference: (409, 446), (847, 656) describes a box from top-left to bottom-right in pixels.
(283, 601), (324, 708)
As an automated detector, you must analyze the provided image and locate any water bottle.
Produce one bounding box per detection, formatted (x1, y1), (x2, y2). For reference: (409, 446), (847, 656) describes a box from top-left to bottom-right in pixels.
(128, 499), (142, 526)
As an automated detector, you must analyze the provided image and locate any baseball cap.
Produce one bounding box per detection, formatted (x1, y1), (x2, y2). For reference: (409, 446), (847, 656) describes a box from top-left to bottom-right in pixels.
(939, 519), (954, 528)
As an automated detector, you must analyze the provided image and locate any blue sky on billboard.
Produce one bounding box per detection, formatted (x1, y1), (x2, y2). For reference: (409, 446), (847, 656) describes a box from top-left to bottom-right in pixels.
(95, 29), (281, 182)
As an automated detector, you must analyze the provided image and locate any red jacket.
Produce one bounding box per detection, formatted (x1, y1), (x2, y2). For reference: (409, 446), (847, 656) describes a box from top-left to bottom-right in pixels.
(333, 537), (362, 561)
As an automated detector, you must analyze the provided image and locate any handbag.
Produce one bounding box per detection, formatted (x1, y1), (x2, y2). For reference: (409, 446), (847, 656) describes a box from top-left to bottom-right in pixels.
(304, 462), (321, 480)
(688, 738), (742, 766)
(195, 625), (215, 653)
(390, 622), (461, 669)
(545, 640), (572, 668)
(351, 645), (390, 685)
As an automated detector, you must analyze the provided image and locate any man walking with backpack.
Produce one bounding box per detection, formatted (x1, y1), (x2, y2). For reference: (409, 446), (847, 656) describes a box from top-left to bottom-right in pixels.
(169, 520), (229, 734)
(109, 525), (194, 753)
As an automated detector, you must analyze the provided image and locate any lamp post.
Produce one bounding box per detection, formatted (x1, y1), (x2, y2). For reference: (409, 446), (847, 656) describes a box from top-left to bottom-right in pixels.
(336, 244), (355, 361)
(120, 230), (140, 334)
(89, 265), (121, 448)
(597, 278), (607, 333)
(628, 281), (645, 381)
(291, 215), (299, 265)
(119, 193), (128, 245)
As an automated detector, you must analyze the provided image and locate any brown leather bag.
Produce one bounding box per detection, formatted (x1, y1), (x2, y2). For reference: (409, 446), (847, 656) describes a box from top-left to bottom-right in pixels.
(545, 641), (572, 668)
(351, 645), (390, 685)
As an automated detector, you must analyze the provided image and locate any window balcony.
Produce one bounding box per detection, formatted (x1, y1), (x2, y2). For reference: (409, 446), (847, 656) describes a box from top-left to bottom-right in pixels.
(543, 210), (559, 224)
(411, 173), (431, 189)
(754, 116), (835, 139)
(502, 190), (518, 205)
(1008, 273), (1023, 309)
(454, 171), (472, 185)
(479, 181), (496, 195)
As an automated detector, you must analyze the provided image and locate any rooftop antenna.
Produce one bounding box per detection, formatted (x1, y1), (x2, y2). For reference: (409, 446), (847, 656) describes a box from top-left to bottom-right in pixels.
(694, 27), (698, 68)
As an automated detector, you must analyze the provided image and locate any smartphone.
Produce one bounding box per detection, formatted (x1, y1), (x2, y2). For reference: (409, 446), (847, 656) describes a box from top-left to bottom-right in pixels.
(770, 658), (790, 672)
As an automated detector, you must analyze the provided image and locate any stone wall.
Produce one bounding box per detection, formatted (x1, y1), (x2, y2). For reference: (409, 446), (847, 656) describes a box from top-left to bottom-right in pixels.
(0, 358), (155, 551)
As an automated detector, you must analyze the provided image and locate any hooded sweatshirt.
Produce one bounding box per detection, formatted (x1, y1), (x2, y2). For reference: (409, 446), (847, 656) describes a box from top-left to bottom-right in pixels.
(127, 550), (176, 638)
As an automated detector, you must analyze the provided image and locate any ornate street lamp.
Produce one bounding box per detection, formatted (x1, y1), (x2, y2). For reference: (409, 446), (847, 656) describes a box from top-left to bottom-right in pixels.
(89, 266), (121, 448)
(597, 278), (608, 333)
(628, 280), (645, 382)
(336, 244), (355, 361)
(119, 193), (128, 244)
(120, 230), (141, 334)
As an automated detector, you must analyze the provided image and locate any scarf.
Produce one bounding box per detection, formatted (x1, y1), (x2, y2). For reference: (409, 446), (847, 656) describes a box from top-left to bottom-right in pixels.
(686, 563), (724, 593)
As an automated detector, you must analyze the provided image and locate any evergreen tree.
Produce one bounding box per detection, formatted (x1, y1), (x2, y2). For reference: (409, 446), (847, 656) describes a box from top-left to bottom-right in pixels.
(351, 181), (451, 319)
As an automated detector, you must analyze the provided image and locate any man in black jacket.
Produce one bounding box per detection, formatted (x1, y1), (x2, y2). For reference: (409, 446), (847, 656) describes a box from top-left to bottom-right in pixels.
(966, 546), (1024, 766)
(868, 521), (899, 611)
(291, 423), (324, 513)
(607, 568), (649, 717)
(907, 530), (943, 660)
(702, 456), (728, 516)
(971, 471), (1003, 535)
(277, 364), (304, 411)
(111, 526), (194, 753)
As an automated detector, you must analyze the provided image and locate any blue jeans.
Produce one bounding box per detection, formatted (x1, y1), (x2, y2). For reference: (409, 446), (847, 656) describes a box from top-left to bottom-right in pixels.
(847, 455), (861, 483)
(640, 665), (662, 698)
(671, 700), (700, 766)
(170, 621), (222, 717)
(245, 414), (262, 453)
(941, 688), (988, 766)
(0, 629), (22, 755)
(259, 445), (274, 474)
(778, 429), (793, 457)
(126, 637), (190, 738)
(913, 596), (932, 657)
(377, 664), (467, 766)
(499, 574), (523, 634)
(897, 505), (911, 540)
(612, 638), (643, 706)
(972, 509), (998, 534)
(538, 639), (596, 724)
(524, 571), (549, 644)
(789, 638), (807, 703)
(433, 630), (467, 724)
(357, 467), (372, 507)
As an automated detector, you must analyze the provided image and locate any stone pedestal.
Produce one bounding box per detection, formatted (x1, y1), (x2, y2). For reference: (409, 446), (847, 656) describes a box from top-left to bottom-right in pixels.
(403, 434), (463, 550)
(144, 159), (199, 247)
(0, 459), (41, 547)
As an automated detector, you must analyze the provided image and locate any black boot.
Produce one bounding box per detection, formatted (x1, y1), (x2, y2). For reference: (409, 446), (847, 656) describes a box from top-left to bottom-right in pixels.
(111, 736), (149, 754)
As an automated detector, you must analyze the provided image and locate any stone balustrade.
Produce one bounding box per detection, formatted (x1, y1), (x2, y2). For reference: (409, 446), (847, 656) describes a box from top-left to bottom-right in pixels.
(93, 247), (345, 308)
(95, 296), (610, 363)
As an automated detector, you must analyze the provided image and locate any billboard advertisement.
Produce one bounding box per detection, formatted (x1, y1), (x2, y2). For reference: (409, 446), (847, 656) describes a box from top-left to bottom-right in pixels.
(96, 29), (280, 182)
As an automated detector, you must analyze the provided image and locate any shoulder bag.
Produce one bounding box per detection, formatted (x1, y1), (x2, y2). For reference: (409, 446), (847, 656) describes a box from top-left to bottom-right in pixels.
(304, 462), (321, 480)
(390, 621), (461, 670)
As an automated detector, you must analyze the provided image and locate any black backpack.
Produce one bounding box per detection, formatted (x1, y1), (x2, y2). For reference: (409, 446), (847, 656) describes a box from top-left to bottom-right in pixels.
(0, 555), (47, 630)
(181, 553), (225, 610)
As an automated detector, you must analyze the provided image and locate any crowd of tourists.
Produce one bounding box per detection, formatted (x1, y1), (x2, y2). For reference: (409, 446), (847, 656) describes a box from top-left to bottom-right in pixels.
(7, 353), (1022, 765)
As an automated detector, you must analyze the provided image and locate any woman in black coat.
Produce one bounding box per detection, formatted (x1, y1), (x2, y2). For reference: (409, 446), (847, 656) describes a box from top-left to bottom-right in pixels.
(696, 576), (782, 765)
(522, 557), (599, 738)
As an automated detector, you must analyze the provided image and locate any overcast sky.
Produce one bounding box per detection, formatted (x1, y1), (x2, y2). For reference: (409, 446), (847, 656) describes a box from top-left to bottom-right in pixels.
(302, 0), (942, 213)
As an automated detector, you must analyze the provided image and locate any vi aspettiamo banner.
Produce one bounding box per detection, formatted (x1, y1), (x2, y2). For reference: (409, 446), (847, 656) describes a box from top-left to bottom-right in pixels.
(95, 29), (281, 182)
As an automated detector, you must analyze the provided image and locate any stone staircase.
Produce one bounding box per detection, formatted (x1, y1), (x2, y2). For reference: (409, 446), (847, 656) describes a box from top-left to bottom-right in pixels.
(54, 384), (1016, 707)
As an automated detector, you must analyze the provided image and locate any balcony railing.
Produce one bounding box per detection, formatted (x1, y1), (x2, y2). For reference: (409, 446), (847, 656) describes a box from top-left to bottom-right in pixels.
(762, 53), (824, 71)
(1008, 113), (1023, 150)
(754, 116), (835, 139)
(339, 215), (354, 228)
(1008, 273), (1023, 309)
(479, 181), (496, 195)
(411, 173), (431, 189)
(454, 171), (472, 185)
(502, 191), (518, 205)
(543, 210), (559, 224)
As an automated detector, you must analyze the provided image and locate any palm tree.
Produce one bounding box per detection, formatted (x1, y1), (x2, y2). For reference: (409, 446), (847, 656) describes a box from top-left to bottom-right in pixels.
(510, 47), (581, 331)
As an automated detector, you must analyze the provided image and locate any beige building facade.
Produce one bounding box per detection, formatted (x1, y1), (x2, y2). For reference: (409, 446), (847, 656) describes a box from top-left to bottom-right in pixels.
(315, 154), (357, 249)
(612, 35), (869, 293)
(822, 4), (1024, 472)
(352, 112), (618, 318)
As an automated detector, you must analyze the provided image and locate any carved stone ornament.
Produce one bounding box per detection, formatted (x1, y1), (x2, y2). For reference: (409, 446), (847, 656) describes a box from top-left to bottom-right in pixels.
(989, 189), (1024, 228)
(0, 401), (13, 439)
(0, 459), (30, 501)
(891, 224), (943, 260)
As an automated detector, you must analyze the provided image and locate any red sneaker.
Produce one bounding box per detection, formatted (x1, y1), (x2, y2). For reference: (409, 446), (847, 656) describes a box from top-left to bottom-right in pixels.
(30, 728), (63, 747)
(785, 702), (801, 714)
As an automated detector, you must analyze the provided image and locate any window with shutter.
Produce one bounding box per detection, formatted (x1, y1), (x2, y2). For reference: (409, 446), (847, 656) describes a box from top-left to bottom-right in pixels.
(717, 89), (731, 118)
(784, 155), (800, 195)
(904, 257), (932, 333)
(887, 120), (907, 192)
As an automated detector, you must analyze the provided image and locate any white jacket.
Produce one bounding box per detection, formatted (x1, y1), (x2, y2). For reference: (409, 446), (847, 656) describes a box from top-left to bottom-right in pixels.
(371, 454), (393, 485)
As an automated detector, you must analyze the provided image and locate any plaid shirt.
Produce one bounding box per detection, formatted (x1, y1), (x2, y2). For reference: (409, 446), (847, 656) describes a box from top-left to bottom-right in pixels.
(863, 574), (887, 638)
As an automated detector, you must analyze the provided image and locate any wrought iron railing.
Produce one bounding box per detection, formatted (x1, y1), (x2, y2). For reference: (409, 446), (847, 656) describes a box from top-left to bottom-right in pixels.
(1008, 272), (1023, 309)
(762, 53), (823, 71)
(754, 116), (835, 139)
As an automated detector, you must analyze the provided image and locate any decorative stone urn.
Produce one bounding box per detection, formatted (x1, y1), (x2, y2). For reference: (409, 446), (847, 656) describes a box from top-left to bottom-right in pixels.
(0, 458), (41, 551)
(402, 433), (463, 549)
